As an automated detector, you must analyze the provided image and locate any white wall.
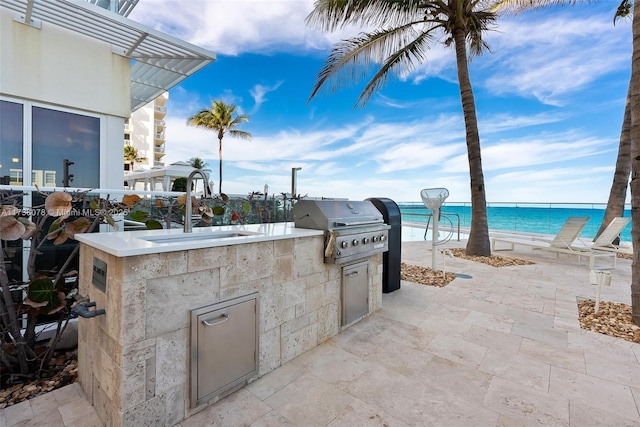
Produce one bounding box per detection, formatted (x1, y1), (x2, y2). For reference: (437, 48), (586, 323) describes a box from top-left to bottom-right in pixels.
(0, 8), (130, 117)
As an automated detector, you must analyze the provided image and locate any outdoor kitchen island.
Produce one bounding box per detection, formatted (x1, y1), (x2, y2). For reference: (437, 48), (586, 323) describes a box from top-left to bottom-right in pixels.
(75, 220), (385, 426)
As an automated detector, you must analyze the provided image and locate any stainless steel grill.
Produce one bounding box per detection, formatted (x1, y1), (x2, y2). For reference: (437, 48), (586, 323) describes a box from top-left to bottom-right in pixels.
(293, 200), (390, 264)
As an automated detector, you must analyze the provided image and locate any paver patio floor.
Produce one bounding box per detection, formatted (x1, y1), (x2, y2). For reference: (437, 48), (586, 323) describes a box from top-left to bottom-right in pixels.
(2, 236), (639, 426)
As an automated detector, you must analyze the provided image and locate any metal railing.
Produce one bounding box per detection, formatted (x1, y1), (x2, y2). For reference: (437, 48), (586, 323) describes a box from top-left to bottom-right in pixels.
(0, 185), (295, 228)
(424, 212), (461, 241)
(399, 201), (632, 242)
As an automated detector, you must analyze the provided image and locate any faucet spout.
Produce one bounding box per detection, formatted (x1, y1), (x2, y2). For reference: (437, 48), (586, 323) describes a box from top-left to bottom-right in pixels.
(184, 169), (211, 233)
(71, 302), (106, 318)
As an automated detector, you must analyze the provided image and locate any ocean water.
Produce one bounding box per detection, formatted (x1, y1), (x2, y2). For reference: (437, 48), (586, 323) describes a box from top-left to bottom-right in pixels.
(399, 203), (632, 243)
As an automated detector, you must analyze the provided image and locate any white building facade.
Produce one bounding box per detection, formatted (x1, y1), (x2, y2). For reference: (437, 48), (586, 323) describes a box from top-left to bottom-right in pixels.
(125, 91), (169, 171)
(0, 0), (215, 191)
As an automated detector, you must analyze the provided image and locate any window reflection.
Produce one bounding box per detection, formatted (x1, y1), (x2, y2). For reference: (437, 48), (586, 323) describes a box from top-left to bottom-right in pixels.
(0, 101), (23, 186)
(1, 101), (101, 324)
(32, 107), (100, 188)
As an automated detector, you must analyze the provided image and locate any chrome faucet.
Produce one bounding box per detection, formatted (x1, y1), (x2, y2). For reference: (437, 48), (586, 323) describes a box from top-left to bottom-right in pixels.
(184, 169), (212, 233)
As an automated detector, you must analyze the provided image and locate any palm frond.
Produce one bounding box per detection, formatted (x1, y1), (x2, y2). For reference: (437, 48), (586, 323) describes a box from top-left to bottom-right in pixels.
(309, 20), (438, 103)
(491, 0), (590, 14)
(308, 0), (497, 107)
(307, 0), (424, 31)
(356, 31), (436, 107)
(186, 101), (251, 137)
(614, 0), (632, 25)
(229, 130), (252, 140)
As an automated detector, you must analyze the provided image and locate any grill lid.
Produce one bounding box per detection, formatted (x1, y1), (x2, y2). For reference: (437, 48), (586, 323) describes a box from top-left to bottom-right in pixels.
(293, 200), (385, 230)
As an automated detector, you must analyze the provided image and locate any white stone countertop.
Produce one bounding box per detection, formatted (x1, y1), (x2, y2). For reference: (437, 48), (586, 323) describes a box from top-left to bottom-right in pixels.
(75, 222), (323, 257)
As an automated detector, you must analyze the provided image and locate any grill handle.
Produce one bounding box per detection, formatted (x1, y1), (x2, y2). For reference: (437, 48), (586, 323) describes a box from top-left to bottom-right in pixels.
(333, 219), (384, 227)
(202, 313), (229, 327)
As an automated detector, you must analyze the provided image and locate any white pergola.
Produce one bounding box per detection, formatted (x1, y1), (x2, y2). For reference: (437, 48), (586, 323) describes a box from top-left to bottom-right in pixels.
(1, 0), (216, 111)
(125, 162), (212, 192)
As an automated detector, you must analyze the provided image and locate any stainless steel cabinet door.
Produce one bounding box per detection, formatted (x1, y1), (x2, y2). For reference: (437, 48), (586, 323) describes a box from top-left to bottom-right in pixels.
(192, 294), (258, 406)
(342, 261), (369, 326)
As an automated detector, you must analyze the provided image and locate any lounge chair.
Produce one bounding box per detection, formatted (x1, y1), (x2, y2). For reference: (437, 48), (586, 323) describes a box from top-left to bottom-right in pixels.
(491, 216), (616, 269)
(531, 216), (591, 248)
(582, 217), (631, 254)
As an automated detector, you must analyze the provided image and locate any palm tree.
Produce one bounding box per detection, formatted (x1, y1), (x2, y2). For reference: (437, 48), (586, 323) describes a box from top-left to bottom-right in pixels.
(494, 1), (640, 323)
(593, 5), (633, 242)
(186, 101), (251, 194)
(595, 89), (630, 242)
(188, 156), (209, 170)
(494, 0), (633, 248)
(123, 145), (147, 172)
(306, 0), (495, 256)
(629, 0), (640, 325)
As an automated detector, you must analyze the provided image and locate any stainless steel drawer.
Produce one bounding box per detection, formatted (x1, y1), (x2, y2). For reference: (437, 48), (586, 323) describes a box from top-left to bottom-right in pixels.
(190, 293), (259, 407)
(342, 261), (369, 326)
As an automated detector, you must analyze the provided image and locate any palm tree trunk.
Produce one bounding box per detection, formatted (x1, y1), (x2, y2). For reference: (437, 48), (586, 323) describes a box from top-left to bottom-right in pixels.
(595, 83), (631, 241)
(453, 29), (491, 256)
(629, 0), (640, 325)
(218, 137), (223, 194)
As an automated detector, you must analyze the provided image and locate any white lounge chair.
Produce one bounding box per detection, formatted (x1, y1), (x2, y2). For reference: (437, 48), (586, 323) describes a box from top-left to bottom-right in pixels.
(491, 216), (616, 269)
(531, 216), (591, 248)
(584, 217), (631, 254)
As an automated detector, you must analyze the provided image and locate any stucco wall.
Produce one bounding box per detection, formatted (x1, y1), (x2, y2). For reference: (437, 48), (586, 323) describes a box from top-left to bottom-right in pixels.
(0, 8), (130, 117)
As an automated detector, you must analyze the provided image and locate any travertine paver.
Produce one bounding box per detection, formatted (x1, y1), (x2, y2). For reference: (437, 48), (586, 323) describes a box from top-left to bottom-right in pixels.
(549, 365), (639, 420)
(483, 376), (570, 426)
(3, 235), (640, 426)
(479, 348), (551, 391)
(263, 373), (355, 426)
(3, 401), (33, 426)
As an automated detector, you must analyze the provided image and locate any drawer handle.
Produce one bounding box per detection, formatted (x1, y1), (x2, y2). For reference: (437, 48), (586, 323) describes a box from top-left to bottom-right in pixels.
(202, 313), (229, 326)
(346, 271), (359, 277)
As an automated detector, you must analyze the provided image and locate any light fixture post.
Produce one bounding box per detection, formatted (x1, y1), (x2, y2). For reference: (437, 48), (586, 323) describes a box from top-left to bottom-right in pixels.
(291, 167), (301, 198)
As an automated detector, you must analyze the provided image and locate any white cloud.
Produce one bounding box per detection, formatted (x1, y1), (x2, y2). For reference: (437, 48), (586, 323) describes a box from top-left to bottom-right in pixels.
(481, 134), (614, 170)
(129, 0), (332, 55)
(483, 13), (630, 104)
(479, 112), (569, 134)
(485, 166), (618, 203)
(249, 81), (284, 113)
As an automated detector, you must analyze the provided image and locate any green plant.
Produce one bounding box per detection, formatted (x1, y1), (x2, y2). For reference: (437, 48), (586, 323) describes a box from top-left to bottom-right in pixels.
(0, 190), (125, 382)
(171, 177), (188, 192)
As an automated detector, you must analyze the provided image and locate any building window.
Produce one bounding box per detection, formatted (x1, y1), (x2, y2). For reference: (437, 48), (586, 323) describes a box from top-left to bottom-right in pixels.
(44, 170), (57, 187)
(32, 107), (100, 188)
(0, 99), (102, 303)
(9, 169), (23, 186)
(0, 101), (23, 186)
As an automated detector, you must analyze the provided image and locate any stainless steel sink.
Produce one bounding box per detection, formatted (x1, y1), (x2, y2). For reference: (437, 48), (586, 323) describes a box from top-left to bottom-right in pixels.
(140, 231), (262, 244)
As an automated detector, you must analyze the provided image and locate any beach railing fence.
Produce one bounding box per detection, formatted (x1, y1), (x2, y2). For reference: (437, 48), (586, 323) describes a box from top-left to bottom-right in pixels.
(398, 202), (632, 243)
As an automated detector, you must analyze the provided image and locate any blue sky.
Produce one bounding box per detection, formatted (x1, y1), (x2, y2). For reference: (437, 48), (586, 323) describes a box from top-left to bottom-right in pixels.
(129, 1), (631, 204)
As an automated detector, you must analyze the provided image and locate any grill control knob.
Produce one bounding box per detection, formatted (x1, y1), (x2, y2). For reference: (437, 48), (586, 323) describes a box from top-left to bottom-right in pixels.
(362, 237), (370, 244)
(352, 239), (359, 246)
(341, 241), (348, 249)
(380, 235), (387, 242)
(372, 236), (379, 243)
